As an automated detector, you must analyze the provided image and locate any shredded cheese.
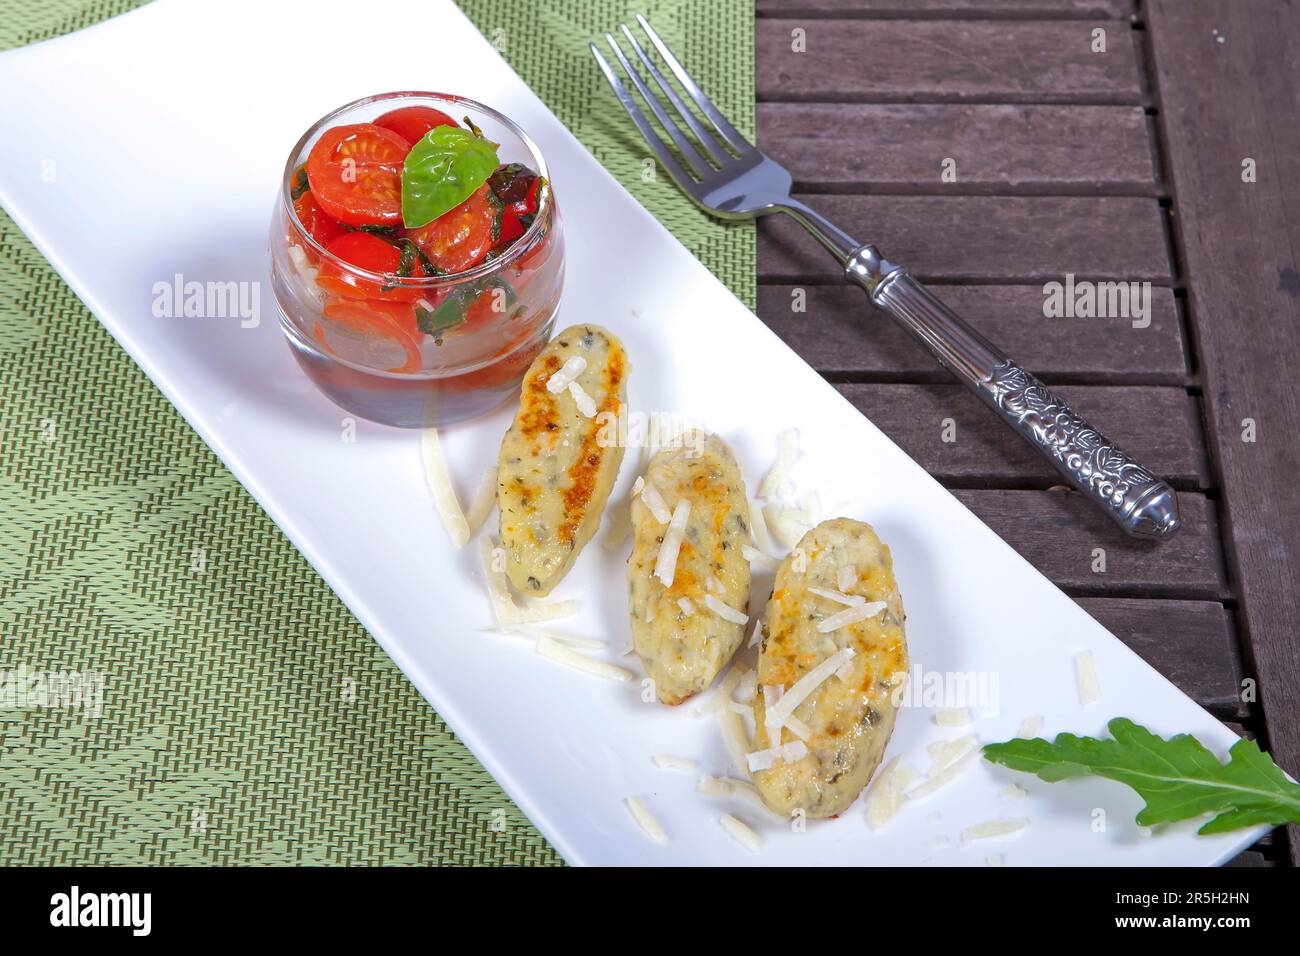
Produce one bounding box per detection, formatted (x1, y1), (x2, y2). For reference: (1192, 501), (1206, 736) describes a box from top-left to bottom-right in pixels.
(652, 754), (698, 773)
(703, 593), (748, 625)
(935, 707), (973, 728)
(865, 756), (918, 831)
(758, 428), (800, 499)
(1017, 713), (1044, 737)
(567, 380), (597, 417)
(464, 464), (498, 537)
(735, 669), (758, 704)
(767, 647), (855, 731)
(719, 814), (761, 853)
(748, 498), (781, 557)
(1000, 783), (1028, 800)
(747, 615), (765, 649)
(763, 502), (809, 550)
(746, 739), (808, 774)
(1074, 650), (1102, 705)
(478, 624), (605, 651)
(421, 429), (470, 548)
(545, 354), (587, 393)
(808, 586), (864, 607)
(960, 818), (1029, 844)
(927, 735), (980, 771)
(796, 490), (821, 525)
(816, 601), (887, 634)
(698, 775), (765, 808)
(536, 637), (633, 682)
(624, 795), (667, 844)
(716, 709), (752, 777)
(677, 597), (695, 616)
(631, 475), (645, 497)
(907, 746), (979, 801)
(640, 480), (672, 524)
(653, 499), (691, 587)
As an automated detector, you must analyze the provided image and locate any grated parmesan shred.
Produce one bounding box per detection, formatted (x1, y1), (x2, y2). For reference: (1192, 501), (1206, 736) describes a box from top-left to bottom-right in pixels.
(716, 708), (752, 777)
(677, 597), (695, 616)
(865, 756), (918, 831)
(546, 354), (587, 393)
(767, 647), (855, 732)
(653, 498), (691, 587)
(808, 586), (865, 607)
(758, 428), (800, 500)
(421, 429), (470, 548)
(961, 818), (1029, 844)
(703, 593), (748, 625)
(567, 380), (597, 418)
(1017, 714), (1044, 737)
(536, 637), (634, 682)
(652, 754), (699, 773)
(762, 502), (809, 550)
(816, 601), (887, 634)
(935, 707), (974, 728)
(624, 795), (667, 844)
(640, 480), (672, 524)
(719, 814), (761, 853)
(464, 464), (498, 538)
(837, 564), (857, 592)
(746, 739), (808, 773)
(1074, 650), (1102, 705)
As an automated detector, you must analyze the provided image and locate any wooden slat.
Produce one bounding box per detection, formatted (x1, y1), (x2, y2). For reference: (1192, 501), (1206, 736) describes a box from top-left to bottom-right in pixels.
(757, 284), (1186, 383)
(1148, 0), (1300, 865)
(758, 195), (1171, 281)
(1076, 598), (1242, 712)
(757, 0), (1132, 16)
(952, 490), (1227, 599)
(836, 383), (1207, 487)
(757, 104), (1156, 194)
(756, 19), (1142, 103)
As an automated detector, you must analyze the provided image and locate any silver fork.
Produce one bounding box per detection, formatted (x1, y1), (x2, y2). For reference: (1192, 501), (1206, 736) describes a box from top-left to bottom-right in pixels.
(591, 15), (1180, 539)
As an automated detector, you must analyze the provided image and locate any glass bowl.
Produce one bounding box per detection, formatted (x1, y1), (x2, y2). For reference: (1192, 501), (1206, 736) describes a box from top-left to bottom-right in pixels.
(269, 92), (563, 428)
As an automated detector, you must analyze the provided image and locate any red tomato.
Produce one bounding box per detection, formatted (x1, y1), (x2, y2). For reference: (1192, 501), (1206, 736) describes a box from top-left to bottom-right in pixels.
(321, 298), (422, 373)
(306, 124), (410, 227)
(374, 106), (458, 145)
(404, 184), (496, 274)
(316, 232), (422, 302)
(292, 189), (348, 248)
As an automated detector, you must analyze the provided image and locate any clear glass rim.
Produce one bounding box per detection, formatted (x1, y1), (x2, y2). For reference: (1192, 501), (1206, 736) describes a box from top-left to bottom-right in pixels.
(280, 91), (553, 288)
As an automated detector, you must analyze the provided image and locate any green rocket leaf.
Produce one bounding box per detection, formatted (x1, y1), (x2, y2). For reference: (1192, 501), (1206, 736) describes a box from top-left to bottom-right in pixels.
(982, 717), (1300, 834)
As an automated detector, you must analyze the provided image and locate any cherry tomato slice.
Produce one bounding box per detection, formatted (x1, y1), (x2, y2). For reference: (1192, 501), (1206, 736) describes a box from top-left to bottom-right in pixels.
(316, 232), (422, 302)
(404, 184), (496, 274)
(292, 189), (348, 249)
(306, 124), (410, 227)
(374, 106), (458, 145)
(321, 298), (422, 373)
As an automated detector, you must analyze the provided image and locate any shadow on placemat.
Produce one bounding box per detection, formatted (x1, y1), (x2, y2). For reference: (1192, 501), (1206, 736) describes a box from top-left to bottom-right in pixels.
(0, 0), (753, 865)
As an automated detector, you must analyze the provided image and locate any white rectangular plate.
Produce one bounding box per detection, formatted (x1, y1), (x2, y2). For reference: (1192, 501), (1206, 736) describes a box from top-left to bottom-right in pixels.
(0, 0), (1265, 865)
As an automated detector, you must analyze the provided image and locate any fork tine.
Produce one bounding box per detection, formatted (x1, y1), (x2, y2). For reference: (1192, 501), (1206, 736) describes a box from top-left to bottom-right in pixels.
(602, 32), (711, 179)
(618, 23), (729, 167)
(589, 42), (697, 187)
(635, 14), (751, 154)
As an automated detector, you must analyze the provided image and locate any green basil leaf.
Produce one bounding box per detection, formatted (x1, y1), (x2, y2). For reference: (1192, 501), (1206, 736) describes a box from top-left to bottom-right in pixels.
(416, 295), (468, 339)
(290, 165), (310, 201)
(401, 126), (500, 229)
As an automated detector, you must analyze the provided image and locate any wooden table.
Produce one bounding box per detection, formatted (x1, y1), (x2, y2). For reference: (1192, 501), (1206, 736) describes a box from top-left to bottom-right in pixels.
(755, 0), (1300, 866)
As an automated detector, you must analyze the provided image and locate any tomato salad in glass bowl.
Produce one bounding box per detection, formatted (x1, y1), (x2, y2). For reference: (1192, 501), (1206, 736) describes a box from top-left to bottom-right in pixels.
(269, 93), (563, 428)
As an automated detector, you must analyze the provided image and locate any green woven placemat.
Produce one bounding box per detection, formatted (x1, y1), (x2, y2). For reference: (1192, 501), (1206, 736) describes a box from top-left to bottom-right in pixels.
(0, 0), (753, 865)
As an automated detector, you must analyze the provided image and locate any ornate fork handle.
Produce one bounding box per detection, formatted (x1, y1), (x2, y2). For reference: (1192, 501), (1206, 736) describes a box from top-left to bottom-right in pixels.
(848, 247), (1181, 539)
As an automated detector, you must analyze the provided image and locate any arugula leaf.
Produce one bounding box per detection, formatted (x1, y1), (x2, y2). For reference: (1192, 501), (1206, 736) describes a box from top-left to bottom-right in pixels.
(983, 717), (1300, 834)
(401, 125), (500, 229)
